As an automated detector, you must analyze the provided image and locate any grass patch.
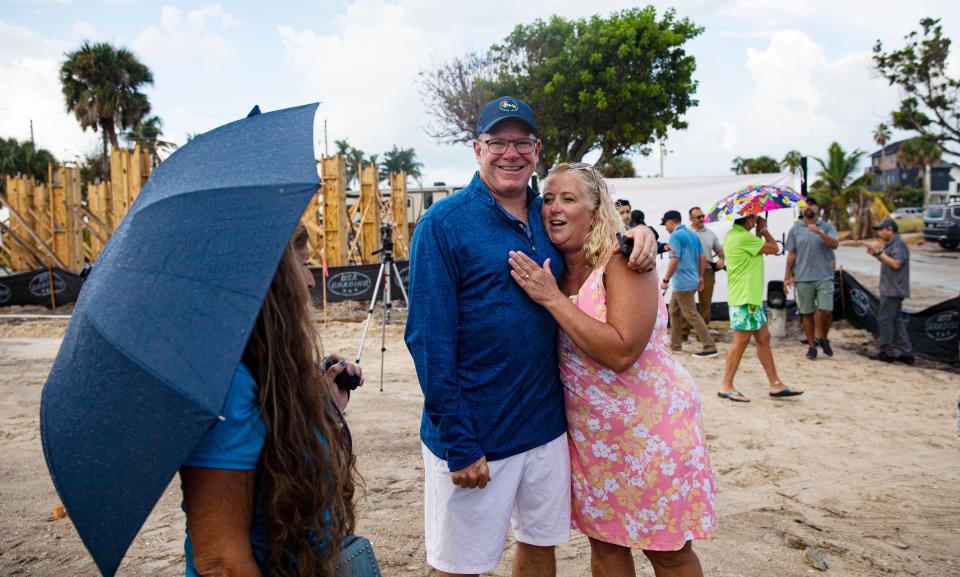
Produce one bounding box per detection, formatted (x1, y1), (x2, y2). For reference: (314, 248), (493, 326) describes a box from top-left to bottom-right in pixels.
(894, 216), (923, 234)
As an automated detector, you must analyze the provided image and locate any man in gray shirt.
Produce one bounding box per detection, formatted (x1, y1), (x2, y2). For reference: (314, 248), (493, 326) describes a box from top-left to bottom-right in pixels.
(688, 206), (724, 325)
(867, 218), (913, 364)
(784, 198), (839, 359)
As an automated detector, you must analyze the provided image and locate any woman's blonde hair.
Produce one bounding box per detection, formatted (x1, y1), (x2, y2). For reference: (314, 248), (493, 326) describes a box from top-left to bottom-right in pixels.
(543, 163), (624, 268)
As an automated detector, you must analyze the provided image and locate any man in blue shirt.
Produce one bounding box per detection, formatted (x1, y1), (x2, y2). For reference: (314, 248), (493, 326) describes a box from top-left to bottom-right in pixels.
(661, 210), (718, 357)
(405, 96), (656, 577)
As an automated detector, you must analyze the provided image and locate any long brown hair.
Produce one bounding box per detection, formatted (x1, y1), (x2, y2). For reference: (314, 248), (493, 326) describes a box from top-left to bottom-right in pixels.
(242, 230), (357, 577)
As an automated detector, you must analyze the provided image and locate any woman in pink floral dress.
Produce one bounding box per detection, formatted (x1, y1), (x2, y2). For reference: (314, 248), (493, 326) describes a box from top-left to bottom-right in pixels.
(508, 163), (715, 577)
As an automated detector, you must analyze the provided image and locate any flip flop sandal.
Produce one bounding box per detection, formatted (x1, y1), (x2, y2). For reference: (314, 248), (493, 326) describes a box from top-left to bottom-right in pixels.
(769, 385), (804, 398)
(718, 391), (750, 402)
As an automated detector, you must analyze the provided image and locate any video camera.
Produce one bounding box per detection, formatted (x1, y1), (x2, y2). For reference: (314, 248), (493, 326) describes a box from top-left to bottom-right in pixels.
(372, 223), (394, 257)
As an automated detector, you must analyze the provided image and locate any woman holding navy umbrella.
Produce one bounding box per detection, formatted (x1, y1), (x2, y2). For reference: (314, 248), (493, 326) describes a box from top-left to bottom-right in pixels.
(180, 225), (362, 577)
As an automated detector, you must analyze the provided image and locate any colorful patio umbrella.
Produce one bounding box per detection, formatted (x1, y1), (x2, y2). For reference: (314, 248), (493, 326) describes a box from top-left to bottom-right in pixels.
(703, 184), (807, 223)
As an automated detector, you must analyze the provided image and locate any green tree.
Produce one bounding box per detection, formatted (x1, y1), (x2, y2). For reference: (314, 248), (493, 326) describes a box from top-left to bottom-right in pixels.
(380, 145), (424, 184)
(421, 7), (703, 176)
(60, 41), (153, 179)
(334, 139), (366, 189)
(780, 150), (802, 174)
(873, 122), (892, 150)
(813, 142), (879, 239)
(731, 156), (748, 174)
(731, 155), (781, 174)
(0, 138), (58, 191)
(897, 136), (943, 204)
(124, 115), (176, 166)
(597, 156), (636, 178)
(873, 18), (960, 157)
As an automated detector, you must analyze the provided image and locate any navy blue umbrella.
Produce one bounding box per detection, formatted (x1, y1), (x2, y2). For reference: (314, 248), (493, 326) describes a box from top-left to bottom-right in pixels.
(40, 103), (321, 576)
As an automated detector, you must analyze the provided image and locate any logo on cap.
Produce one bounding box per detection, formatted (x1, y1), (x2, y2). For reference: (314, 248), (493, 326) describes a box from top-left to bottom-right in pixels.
(499, 99), (519, 112)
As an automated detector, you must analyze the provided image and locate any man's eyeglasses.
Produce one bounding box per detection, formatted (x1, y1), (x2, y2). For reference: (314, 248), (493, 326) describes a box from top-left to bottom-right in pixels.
(479, 138), (537, 155)
(692, 214), (705, 220)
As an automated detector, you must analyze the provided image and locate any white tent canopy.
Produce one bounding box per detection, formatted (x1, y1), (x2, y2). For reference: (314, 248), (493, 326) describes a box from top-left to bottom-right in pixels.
(605, 172), (803, 303)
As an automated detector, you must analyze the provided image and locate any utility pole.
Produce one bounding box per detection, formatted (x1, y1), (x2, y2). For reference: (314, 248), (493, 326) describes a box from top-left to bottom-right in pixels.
(659, 139), (666, 178)
(30, 119), (35, 143)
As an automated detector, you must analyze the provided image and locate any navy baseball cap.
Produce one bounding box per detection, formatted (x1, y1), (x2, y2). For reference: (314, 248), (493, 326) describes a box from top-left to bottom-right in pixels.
(872, 218), (898, 232)
(476, 96), (537, 136)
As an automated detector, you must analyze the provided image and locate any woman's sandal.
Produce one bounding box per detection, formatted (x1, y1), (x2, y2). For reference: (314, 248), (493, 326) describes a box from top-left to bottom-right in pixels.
(717, 391), (750, 403)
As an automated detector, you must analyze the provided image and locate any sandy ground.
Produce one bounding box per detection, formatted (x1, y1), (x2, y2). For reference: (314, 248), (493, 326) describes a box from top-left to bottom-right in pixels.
(1, 310), (959, 577)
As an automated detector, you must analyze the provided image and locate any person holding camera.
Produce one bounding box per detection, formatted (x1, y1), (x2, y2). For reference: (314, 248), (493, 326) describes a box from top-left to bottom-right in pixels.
(180, 225), (363, 577)
(404, 96), (658, 577)
(867, 218), (913, 364)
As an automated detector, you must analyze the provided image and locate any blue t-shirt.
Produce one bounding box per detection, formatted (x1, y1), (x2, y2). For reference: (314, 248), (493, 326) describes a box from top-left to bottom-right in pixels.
(182, 363), (268, 577)
(404, 172), (567, 472)
(668, 225), (703, 292)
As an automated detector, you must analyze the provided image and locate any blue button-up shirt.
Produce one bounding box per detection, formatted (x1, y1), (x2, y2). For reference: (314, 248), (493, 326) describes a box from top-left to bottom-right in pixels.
(404, 172), (567, 471)
(669, 225), (703, 292)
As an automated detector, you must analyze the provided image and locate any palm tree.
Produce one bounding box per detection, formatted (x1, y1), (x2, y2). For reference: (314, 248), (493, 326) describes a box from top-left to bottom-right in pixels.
(746, 156), (781, 174)
(60, 41), (153, 179)
(873, 122), (893, 187)
(780, 150), (802, 174)
(333, 139), (366, 189)
(732, 155), (780, 174)
(897, 136), (942, 205)
(873, 123), (891, 150)
(380, 145), (425, 184)
(814, 142), (878, 238)
(124, 115), (177, 166)
(731, 156), (747, 174)
(0, 137), (58, 190)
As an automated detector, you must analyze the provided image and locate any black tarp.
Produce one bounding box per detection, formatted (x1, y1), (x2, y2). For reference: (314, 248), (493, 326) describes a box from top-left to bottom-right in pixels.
(0, 268), (84, 309)
(837, 270), (959, 364)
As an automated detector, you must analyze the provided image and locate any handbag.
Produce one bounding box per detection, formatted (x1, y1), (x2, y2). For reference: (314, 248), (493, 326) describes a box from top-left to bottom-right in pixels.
(336, 535), (382, 577)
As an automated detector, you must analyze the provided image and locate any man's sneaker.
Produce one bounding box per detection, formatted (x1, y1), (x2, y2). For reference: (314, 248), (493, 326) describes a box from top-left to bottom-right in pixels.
(869, 352), (896, 363)
(820, 339), (834, 357)
(693, 350), (719, 358)
(896, 355), (916, 366)
(806, 346), (817, 360)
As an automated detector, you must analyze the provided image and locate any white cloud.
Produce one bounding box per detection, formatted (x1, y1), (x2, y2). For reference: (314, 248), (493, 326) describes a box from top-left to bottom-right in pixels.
(71, 21), (96, 40)
(277, 0), (659, 185)
(0, 20), (98, 158)
(134, 3), (237, 69)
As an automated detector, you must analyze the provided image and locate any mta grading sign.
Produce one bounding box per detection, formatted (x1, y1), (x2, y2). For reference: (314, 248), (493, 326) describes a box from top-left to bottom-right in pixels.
(310, 261), (409, 304)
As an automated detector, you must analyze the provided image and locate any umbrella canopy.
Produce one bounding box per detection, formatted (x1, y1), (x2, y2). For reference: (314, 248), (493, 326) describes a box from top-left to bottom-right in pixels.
(40, 103), (321, 576)
(703, 184), (807, 223)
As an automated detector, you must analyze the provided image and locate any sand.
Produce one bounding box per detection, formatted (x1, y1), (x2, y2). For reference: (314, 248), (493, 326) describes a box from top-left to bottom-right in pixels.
(1, 312), (959, 577)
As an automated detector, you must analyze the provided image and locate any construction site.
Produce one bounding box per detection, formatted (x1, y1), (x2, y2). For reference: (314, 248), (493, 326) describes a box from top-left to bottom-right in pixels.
(0, 149), (453, 309)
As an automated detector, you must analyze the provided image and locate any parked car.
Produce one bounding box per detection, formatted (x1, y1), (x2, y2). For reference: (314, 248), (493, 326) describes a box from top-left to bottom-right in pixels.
(891, 206), (923, 219)
(923, 203), (960, 249)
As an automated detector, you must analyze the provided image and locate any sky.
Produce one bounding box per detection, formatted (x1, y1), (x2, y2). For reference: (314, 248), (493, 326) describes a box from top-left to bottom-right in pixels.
(1, 0), (958, 187)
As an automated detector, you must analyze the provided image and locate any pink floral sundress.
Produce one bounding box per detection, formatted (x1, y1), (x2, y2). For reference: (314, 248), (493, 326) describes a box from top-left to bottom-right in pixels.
(560, 260), (716, 550)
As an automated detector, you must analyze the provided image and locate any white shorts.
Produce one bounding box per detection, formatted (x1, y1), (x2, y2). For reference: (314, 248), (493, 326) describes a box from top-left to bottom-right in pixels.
(422, 434), (571, 574)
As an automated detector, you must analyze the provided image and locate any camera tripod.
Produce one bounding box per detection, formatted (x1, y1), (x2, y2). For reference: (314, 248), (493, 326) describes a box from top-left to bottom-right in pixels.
(355, 224), (409, 391)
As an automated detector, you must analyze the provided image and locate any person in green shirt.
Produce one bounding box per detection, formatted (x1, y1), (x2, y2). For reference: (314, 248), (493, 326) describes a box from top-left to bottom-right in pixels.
(718, 214), (803, 402)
